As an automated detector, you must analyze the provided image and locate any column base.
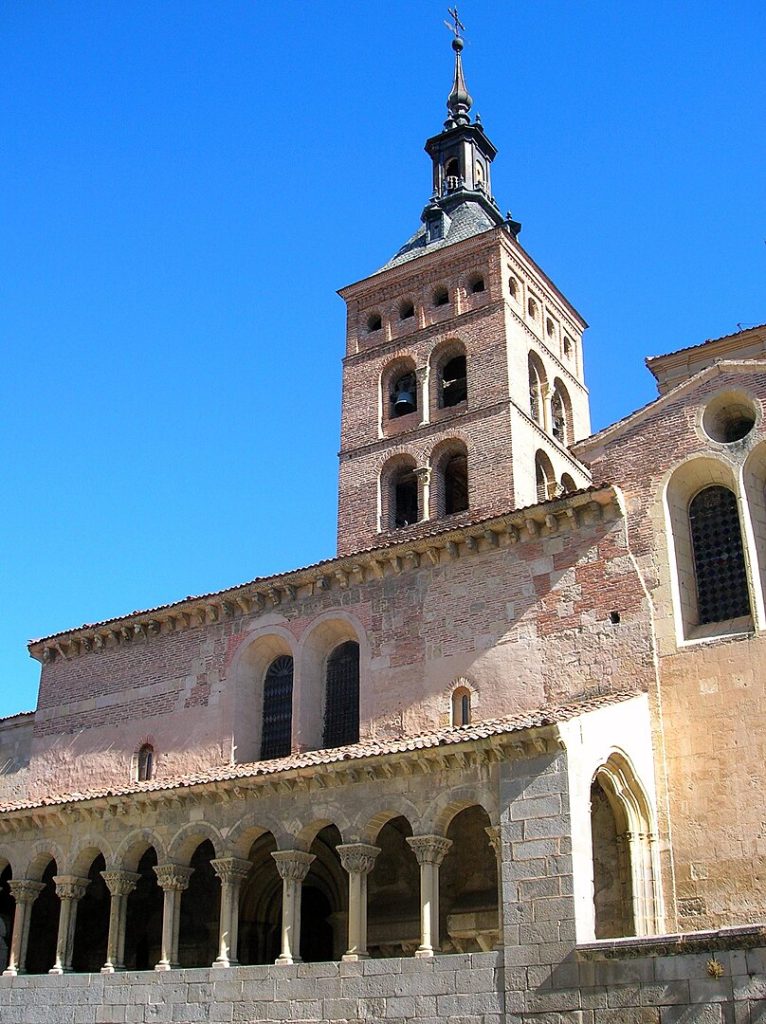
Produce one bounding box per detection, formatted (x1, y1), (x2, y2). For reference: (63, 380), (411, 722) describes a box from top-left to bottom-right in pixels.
(212, 957), (231, 969)
(154, 961), (174, 972)
(2, 968), (18, 977)
(414, 948), (434, 959)
(341, 952), (369, 962)
(48, 966), (66, 975)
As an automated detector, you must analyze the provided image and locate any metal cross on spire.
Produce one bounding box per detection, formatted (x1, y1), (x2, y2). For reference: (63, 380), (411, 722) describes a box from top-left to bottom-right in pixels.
(444, 7), (466, 40)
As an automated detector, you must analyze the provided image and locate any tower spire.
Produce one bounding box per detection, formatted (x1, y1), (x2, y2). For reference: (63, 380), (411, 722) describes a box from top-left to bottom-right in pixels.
(445, 37), (472, 128)
(444, 8), (472, 128)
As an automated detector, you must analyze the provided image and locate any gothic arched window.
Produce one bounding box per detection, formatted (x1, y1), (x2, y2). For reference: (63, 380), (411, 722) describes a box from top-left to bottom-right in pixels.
(137, 744), (154, 783)
(323, 641), (360, 749)
(261, 655), (294, 760)
(689, 486), (751, 624)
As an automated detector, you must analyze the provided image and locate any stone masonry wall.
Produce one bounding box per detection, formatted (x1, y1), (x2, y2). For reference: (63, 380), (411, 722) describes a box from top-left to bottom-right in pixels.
(1, 926), (764, 1024)
(0, 951), (503, 1024)
(579, 366), (766, 930)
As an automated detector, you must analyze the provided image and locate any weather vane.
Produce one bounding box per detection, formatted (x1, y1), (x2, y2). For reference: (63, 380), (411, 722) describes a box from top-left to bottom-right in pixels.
(444, 7), (466, 39)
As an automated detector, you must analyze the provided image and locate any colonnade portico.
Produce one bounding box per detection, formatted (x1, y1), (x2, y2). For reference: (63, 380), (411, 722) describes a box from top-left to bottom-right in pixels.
(1, 824), (497, 976)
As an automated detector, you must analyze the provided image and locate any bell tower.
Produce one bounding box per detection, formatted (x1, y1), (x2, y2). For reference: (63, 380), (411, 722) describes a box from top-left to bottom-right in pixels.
(336, 28), (592, 558)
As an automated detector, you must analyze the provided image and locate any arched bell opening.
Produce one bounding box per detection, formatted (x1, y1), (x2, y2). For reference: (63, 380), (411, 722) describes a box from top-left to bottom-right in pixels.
(178, 840), (219, 968)
(71, 855), (109, 973)
(124, 847), (163, 970)
(442, 806), (498, 953)
(367, 816), (420, 957)
(0, 865), (14, 974)
(302, 826), (345, 963)
(238, 832), (281, 966)
(591, 776), (634, 938)
(26, 859), (59, 974)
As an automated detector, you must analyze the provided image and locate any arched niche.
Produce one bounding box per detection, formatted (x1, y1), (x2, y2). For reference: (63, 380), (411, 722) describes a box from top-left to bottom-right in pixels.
(591, 752), (659, 939)
(230, 627), (296, 765)
(297, 613), (366, 753)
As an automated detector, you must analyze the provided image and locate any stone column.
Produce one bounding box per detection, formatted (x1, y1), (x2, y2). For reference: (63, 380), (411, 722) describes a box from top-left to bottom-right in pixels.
(100, 870), (140, 973)
(406, 835), (452, 958)
(415, 467), (431, 522)
(153, 865), (193, 971)
(416, 366), (430, 426)
(49, 876), (90, 974)
(337, 843), (380, 961)
(485, 825), (504, 947)
(271, 850), (314, 965)
(2, 880), (45, 976)
(211, 858), (252, 968)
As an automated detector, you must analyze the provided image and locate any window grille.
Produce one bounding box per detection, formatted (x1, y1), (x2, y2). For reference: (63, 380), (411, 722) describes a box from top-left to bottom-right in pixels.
(323, 641), (359, 748)
(260, 655), (294, 760)
(689, 486), (751, 624)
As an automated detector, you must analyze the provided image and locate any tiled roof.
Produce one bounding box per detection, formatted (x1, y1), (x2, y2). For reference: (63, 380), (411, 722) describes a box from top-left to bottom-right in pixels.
(0, 711), (34, 725)
(378, 201), (499, 272)
(28, 485), (610, 648)
(646, 322), (766, 365)
(0, 690), (639, 814)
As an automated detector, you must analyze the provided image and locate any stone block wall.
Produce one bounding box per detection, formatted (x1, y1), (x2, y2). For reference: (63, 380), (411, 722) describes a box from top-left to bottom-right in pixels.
(0, 951), (503, 1024)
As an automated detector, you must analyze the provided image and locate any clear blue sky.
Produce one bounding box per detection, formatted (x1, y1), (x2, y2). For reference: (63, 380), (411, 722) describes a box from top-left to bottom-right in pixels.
(2, 1), (764, 718)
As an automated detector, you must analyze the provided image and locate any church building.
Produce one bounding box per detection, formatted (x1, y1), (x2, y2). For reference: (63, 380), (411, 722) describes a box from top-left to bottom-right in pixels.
(0, 27), (765, 1024)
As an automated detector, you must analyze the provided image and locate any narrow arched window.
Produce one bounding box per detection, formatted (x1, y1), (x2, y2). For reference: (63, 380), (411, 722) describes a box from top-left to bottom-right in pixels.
(392, 466), (419, 528)
(689, 486), (751, 624)
(535, 451), (555, 503)
(323, 641), (359, 748)
(444, 452), (468, 515)
(441, 355), (467, 408)
(452, 687), (471, 727)
(261, 655), (294, 760)
(528, 353), (545, 426)
(137, 744), (154, 782)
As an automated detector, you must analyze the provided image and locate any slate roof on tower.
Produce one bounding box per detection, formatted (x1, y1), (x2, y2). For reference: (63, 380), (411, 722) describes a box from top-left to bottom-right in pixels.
(378, 27), (519, 274)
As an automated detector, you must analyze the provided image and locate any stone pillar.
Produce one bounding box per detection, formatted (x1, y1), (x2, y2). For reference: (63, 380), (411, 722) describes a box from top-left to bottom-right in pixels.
(153, 865), (193, 971)
(211, 858), (252, 968)
(406, 835), (452, 958)
(415, 467), (431, 522)
(485, 825), (504, 947)
(416, 366), (430, 426)
(337, 843), (380, 961)
(271, 850), (314, 965)
(100, 870), (140, 973)
(49, 876), (89, 974)
(2, 880), (45, 976)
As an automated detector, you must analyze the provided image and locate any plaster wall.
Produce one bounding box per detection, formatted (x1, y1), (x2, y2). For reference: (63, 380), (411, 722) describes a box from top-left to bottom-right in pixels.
(23, 500), (655, 804)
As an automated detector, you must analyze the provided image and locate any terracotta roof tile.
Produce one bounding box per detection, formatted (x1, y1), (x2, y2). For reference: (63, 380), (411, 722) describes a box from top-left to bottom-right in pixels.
(645, 322), (766, 365)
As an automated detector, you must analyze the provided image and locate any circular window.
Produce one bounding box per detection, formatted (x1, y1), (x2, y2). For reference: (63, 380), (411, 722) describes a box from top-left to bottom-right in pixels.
(702, 392), (757, 444)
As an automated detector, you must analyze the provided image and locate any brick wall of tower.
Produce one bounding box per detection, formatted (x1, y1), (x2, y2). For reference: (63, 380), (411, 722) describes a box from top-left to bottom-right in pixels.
(336, 227), (592, 556)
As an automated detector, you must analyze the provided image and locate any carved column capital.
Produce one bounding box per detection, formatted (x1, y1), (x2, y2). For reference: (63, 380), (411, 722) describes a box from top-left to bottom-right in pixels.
(406, 835), (452, 866)
(484, 826), (501, 858)
(154, 864), (194, 892)
(101, 870), (141, 897)
(8, 880), (46, 904)
(271, 850), (314, 882)
(337, 844), (380, 877)
(414, 466), (431, 484)
(53, 876), (90, 902)
(211, 858), (252, 886)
